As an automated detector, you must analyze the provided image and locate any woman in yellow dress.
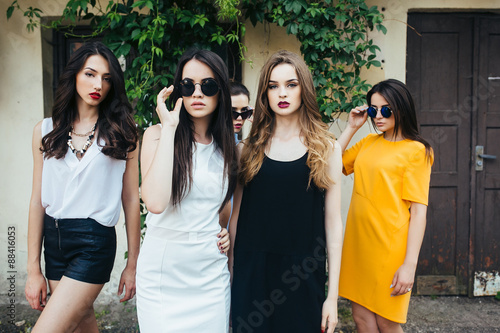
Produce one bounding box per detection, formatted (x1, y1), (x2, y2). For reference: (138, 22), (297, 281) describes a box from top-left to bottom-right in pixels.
(337, 79), (433, 332)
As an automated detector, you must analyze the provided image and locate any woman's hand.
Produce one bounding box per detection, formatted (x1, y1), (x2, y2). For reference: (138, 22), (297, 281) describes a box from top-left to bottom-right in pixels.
(390, 262), (416, 296)
(117, 263), (136, 302)
(25, 271), (47, 311)
(321, 297), (338, 333)
(347, 105), (369, 130)
(156, 85), (182, 128)
(217, 228), (230, 254)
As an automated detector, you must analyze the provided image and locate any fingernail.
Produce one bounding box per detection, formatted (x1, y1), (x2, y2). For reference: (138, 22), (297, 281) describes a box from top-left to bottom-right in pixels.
(390, 284), (393, 288)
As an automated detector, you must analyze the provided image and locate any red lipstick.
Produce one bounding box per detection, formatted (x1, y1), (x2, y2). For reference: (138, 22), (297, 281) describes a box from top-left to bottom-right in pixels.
(278, 101), (289, 108)
(90, 92), (101, 99)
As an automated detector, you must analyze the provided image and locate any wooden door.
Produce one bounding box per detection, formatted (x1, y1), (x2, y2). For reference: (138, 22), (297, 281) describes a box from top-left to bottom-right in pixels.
(407, 13), (500, 296)
(474, 17), (500, 296)
(407, 13), (473, 296)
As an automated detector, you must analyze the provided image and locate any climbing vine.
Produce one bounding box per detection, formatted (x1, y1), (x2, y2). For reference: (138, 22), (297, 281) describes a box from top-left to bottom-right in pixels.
(7, 0), (385, 125)
(7, 0), (385, 241)
(253, 0), (386, 119)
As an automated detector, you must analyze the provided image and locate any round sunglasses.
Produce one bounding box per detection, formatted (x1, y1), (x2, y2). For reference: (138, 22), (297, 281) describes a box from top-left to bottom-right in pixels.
(367, 105), (392, 118)
(179, 78), (219, 97)
(232, 107), (253, 120)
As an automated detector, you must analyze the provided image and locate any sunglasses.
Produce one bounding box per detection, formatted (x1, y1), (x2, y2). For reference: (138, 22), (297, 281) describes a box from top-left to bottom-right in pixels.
(367, 106), (392, 118)
(179, 78), (219, 97)
(232, 107), (253, 120)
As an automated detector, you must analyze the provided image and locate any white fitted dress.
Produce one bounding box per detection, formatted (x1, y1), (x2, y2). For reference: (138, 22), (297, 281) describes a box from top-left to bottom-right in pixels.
(136, 140), (230, 333)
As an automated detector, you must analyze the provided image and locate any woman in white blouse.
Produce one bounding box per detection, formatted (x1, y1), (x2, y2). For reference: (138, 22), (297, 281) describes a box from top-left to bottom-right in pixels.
(25, 41), (140, 333)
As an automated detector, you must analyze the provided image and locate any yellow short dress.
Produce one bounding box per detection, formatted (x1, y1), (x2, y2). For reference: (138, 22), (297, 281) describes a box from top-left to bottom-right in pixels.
(339, 133), (433, 323)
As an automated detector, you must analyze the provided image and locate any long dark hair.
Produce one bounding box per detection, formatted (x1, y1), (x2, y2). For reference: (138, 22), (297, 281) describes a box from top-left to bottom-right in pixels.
(367, 79), (432, 158)
(42, 41), (137, 160)
(169, 49), (237, 212)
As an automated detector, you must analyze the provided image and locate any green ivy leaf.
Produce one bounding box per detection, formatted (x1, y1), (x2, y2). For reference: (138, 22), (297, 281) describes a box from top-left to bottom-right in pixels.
(6, 5), (15, 19)
(287, 23), (298, 35)
(376, 24), (387, 34)
(120, 43), (132, 56)
(145, 1), (154, 11)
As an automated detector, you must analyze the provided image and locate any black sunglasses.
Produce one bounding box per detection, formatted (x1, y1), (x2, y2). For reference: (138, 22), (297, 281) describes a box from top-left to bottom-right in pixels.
(232, 107), (253, 120)
(367, 106), (392, 118)
(179, 78), (219, 97)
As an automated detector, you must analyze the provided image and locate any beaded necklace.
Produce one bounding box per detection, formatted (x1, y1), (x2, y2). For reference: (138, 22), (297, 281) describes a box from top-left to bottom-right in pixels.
(67, 123), (96, 157)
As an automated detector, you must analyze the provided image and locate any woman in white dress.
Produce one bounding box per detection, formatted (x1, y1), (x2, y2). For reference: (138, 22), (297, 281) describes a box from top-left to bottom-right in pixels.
(136, 49), (237, 332)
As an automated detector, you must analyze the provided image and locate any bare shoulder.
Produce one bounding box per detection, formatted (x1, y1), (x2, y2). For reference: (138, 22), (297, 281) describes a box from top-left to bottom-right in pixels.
(143, 124), (162, 141)
(329, 140), (342, 161)
(33, 120), (43, 134)
(332, 140), (341, 151)
(327, 139), (341, 156)
(327, 140), (342, 181)
(32, 120), (44, 142)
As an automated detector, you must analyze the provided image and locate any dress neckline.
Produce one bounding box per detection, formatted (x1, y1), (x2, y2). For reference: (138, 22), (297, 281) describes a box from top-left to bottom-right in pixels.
(195, 136), (214, 147)
(264, 152), (307, 163)
(379, 133), (409, 143)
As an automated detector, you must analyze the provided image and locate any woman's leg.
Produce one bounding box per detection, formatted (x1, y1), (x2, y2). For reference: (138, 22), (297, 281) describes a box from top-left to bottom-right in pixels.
(73, 306), (99, 333)
(32, 276), (103, 333)
(375, 315), (404, 333)
(351, 301), (380, 333)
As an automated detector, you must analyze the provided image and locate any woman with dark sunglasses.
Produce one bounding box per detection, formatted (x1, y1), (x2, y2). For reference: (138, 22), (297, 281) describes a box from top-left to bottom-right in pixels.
(337, 79), (433, 332)
(135, 49), (235, 332)
(230, 82), (253, 144)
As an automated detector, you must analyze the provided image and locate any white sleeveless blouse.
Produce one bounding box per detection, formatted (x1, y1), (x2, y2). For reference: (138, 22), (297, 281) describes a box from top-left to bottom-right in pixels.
(145, 139), (227, 233)
(41, 118), (126, 227)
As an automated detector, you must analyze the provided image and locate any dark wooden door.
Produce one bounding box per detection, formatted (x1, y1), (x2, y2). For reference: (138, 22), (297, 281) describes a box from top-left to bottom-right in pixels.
(407, 13), (473, 296)
(407, 13), (500, 296)
(474, 17), (500, 296)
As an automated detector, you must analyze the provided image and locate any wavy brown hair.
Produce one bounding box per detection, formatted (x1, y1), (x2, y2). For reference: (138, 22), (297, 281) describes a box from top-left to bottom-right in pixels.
(42, 41), (137, 160)
(239, 50), (334, 190)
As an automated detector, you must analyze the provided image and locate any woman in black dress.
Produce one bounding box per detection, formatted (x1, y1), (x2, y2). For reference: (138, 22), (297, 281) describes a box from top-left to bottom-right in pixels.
(229, 50), (343, 333)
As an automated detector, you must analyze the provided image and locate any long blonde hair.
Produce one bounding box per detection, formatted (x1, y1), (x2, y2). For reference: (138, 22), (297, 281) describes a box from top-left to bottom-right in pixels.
(239, 50), (334, 190)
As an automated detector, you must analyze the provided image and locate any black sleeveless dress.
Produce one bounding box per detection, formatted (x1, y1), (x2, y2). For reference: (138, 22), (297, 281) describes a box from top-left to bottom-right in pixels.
(232, 153), (327, 333)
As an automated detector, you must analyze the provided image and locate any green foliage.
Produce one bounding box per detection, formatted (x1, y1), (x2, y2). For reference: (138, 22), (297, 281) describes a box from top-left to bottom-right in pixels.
(7, 0), (385, 125)
(8, 0), (243, 132)
(6, 0), (43, 32)
(215, 0), (241, 21)
(496, 291), (500, 301)
(8, 0), (385, 247)
(242, 0), (385, 120)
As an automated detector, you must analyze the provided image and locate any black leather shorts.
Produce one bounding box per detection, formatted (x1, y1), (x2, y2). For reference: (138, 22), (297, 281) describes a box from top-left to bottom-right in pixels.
(43, 214), (116, 284)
